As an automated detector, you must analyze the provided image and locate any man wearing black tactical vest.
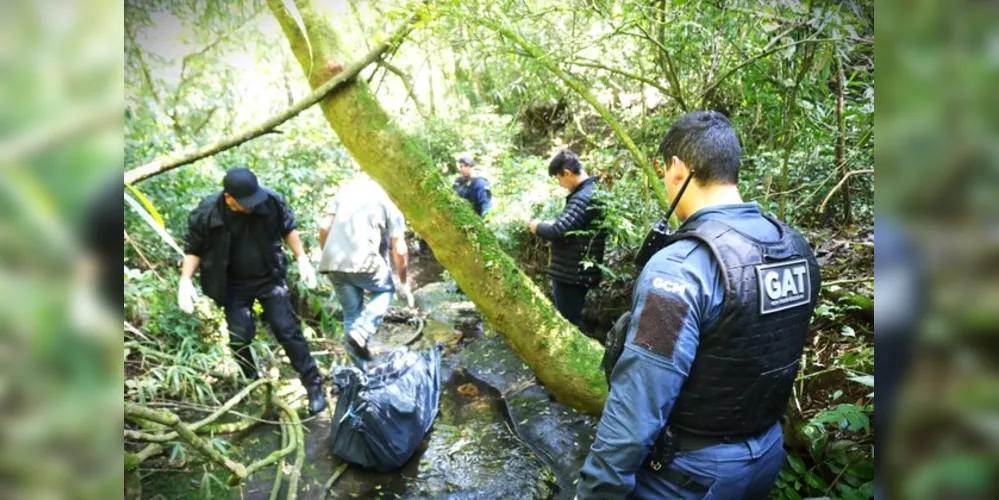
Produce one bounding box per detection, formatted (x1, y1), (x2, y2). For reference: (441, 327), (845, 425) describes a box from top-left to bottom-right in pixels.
(577, 111), (821, 498)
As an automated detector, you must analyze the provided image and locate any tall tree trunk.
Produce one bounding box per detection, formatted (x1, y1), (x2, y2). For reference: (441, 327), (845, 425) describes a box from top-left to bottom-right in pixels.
(427, 55), (436, 116)
(268, 0), (608, 415)
(777, 44), (817, 220)
(835, 55), (851, 225)
(647, 0), (687, 111)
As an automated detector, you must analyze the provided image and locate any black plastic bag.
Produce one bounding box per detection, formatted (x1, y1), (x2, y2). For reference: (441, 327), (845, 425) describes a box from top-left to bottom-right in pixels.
(329, 346), (442, 471)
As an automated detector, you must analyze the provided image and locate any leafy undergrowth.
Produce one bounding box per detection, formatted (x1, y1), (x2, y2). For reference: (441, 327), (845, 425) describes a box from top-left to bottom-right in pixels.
(774, 225), (875, 500)
(124, 265), (305, 495)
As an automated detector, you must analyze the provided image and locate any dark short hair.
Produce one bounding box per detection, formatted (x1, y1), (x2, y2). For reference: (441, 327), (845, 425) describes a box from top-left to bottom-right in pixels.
(548, 150), (583, 176)
(657, 111), (741, 185)
(458, 155), (476, 167)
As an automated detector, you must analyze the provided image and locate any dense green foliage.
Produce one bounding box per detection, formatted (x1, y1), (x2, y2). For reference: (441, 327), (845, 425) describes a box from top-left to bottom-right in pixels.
(125, 0), (874, 498)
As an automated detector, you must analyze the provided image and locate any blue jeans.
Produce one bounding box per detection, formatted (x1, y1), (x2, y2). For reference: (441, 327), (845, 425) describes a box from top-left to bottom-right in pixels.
(327, 270), (395, 339)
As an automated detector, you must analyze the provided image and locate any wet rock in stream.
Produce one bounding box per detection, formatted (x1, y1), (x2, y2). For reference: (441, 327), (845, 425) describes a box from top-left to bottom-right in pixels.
(457, 335), (599, 499)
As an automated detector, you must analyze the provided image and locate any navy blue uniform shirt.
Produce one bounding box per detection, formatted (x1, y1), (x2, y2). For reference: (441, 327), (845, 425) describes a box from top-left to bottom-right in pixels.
(453, 176), (492, 218)
(578, 202), (782, 498)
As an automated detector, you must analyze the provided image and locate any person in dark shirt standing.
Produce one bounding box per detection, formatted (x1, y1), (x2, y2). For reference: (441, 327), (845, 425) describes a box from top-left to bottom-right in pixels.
(529, 150), (607, 328)
(177, 167), (327, 415)
(452, 155), (492, 218)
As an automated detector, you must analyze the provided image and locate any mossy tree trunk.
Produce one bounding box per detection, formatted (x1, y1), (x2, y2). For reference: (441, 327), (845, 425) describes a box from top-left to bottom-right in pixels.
(268, 0), (608, 414)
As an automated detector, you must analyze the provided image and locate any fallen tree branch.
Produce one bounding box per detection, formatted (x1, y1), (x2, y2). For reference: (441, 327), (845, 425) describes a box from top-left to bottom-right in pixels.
(124, 443), (164, 472)
(124, 404), (248, 478)
(274, 392), (305, 500)
(242, 395), (298, 480)
(200, 416), (260, 435)
(319, 462), (349, 500)
(124, 384), (307, 491)
(126, 393), (305, 487)
(123, 18), (414, 185)
(819, 169), (874, 215)
(125, 378), (270, 443)
(268, 413), (290, 500)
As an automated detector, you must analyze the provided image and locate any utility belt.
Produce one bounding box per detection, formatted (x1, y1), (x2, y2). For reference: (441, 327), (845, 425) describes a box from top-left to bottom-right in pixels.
(642, 424), (765, 484)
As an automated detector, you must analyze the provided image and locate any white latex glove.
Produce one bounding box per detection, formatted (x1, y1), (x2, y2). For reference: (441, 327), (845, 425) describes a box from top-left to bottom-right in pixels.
(397, 283), (415, 308)
(297, 256), (318, 290)
(177, 277), (197, 314)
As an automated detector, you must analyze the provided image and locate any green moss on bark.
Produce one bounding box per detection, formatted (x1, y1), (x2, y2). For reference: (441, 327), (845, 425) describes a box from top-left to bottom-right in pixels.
(124, 453), (140, 472)
(273, 0), (609, 414)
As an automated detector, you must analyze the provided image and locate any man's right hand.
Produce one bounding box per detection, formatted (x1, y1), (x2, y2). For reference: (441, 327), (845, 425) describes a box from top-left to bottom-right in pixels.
(178, 277), (197, 314)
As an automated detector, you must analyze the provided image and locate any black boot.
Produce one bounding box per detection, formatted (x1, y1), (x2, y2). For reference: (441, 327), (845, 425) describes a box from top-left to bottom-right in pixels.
(305, 376), (327, 416)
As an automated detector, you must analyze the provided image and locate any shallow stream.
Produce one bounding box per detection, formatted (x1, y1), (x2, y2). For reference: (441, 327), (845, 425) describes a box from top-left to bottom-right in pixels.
(140, 256), (597, 499)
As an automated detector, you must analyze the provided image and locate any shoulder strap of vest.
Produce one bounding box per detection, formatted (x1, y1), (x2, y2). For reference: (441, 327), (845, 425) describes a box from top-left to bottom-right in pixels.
(676, 213), (811, 258)
(664, 218), (737, 301)
(759, 213), (814, 260)
(664, 213), (817, 294)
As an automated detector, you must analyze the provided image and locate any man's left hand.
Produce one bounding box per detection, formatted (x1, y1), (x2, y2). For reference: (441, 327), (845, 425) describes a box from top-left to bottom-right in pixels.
(297, 256), (318, 289)
(529, 219), (541, 234)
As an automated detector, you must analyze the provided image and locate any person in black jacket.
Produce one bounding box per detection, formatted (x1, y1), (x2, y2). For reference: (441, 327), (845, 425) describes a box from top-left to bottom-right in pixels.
(529, 150), (607, 328)
(177, 167), (327, 415)
(452, 155), (492, 218)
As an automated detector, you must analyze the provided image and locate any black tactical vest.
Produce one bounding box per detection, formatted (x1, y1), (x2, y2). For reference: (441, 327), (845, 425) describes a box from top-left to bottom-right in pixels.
(665, 214), (820, 437)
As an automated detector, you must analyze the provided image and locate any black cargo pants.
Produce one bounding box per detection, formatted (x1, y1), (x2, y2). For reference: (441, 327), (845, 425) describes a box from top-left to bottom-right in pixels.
(224, 281), (320, 383)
